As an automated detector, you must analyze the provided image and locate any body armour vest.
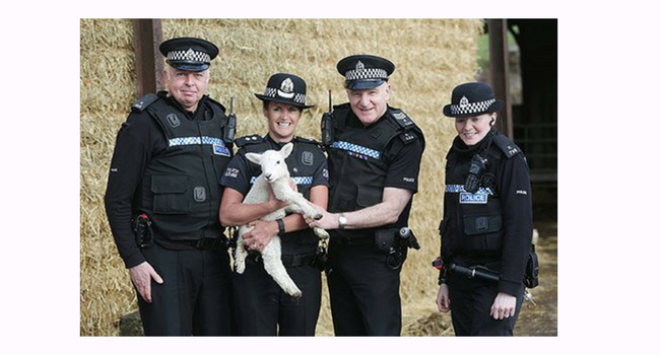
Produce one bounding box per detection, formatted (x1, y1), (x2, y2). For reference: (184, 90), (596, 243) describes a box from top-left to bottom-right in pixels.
(236, 135), (327, 254)
(327, 104), (424, 237)
(134, 93), (232, 242)
(441, 130), (522, 261)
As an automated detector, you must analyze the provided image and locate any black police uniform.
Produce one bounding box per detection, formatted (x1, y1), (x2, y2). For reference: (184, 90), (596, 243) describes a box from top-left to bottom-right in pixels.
(440, 129), (533, 336)
(325, 104), (425, 336)
(220, 134), (329, 336)
(105, 92), (235, 336)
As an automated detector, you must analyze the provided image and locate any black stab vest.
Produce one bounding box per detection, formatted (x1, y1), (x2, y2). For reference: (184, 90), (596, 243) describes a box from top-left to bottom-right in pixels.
(441, 130), (521, 261)
(327, 104), (424, 236)
(136, 93), (232, 241)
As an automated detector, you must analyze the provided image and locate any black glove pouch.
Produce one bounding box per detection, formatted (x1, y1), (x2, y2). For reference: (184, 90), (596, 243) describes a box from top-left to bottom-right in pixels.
(374, 228), (397, 253)
(524, 244), (540, 288)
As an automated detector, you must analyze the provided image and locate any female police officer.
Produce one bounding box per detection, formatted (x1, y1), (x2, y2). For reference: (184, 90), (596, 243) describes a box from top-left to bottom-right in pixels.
(435, 82), (533, 336)
(219, 73), (328, 336)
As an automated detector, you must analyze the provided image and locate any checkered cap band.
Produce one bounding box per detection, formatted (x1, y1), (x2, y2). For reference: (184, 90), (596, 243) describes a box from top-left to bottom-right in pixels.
(262, 87), (307, 104)
(330, 141), (381, 159)
(294, 93), (306, 104)
(450, 99), (496, 116)
(167, 48), (211, 63)
(345, 68), (388, 81)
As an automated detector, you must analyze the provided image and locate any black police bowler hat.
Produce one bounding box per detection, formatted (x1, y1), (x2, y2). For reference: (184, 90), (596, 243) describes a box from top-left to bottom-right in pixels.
(159, 37), (219, 72)
(337, 54), (395, 90)
(443, 82), (504, 118)
(254, 73), (315, 109)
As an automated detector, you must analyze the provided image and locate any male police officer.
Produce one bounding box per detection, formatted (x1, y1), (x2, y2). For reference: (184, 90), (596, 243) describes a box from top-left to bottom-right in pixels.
(308, 55), (425, 336)
(105, 37), (235, 336)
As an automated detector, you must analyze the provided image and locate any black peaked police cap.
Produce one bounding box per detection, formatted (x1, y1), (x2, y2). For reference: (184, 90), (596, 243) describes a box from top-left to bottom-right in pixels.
(159, 37), (219, 72)
(443, 82), (504, 118)
(337, 54), (395, 90)
(254, 73), (314, 109)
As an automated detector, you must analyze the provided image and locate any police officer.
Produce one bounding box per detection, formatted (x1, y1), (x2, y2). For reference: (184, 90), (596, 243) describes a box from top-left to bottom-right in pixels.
(435, 82), (533, 336)
(219, 73), (329, 336)
(105, 37), (235, 336)
(308, 55), (425, 336)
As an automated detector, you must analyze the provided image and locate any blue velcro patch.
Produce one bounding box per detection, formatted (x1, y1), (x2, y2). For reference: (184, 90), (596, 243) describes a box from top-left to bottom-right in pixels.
(213, 143), (230, 157)
(459, 192), (488, 204)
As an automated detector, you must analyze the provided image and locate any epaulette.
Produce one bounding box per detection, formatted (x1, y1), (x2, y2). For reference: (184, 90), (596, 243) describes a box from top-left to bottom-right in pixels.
(294, 136), (323, 148)
(131, 93), (159, 113)
(235, 134), (264, 148)
(389, 108), (416, 131)
(388, 108), (422, 145)
(492, 132), (522, 159)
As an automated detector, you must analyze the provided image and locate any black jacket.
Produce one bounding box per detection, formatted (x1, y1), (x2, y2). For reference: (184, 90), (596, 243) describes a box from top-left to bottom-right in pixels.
(105, 92), (233, 268)
(440, 130), (533, 295)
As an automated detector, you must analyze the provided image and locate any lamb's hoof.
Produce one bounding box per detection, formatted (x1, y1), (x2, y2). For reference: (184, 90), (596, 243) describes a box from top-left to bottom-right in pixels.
(235, 263), (245, 274)
(313, 214), (323, 220)
(291, 290), (303, 299)
(315, 228), (330, 240)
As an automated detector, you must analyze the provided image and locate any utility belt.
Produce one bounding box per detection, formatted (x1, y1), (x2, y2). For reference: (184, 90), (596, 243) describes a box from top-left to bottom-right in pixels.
(331, 236), (374, 247)
(331, 227), (420, 250)
(132, 213), (228, 251)
(179, 237), (229, 251)
(246, 252), (318, 268)
(331, 227), (420, 270)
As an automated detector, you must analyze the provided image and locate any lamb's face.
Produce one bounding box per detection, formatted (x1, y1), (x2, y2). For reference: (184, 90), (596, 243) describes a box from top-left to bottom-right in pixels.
(260, 149), (290, 183)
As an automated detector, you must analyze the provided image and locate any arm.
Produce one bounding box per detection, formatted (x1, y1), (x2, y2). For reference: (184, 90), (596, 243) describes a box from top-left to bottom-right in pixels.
(105, 113), (164, 301)
(309, 187), (412, 230)
(104, 113), (161, 268)
(310, 135), (422, 230)
(497, 153), (534, 296)
(244, 185), (329, 251)
(219, 186), (288, 227)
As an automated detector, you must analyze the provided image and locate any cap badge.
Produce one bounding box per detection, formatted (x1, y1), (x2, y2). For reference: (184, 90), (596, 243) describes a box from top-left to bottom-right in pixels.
(184, 48), (196, 61)
(277, 77), (295, 99)
(459, 95), (469, 108)
(356, 61), (365, 72)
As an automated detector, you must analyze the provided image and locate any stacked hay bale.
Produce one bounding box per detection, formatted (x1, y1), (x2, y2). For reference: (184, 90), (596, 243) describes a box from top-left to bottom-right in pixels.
(80, 18), (483, 336)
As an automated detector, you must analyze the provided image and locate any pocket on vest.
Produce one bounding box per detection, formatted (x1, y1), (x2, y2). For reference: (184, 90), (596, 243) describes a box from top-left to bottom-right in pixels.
(356, 185), (383, 208)
(462, 214), (502, 251)
(151, 175), (191, 214)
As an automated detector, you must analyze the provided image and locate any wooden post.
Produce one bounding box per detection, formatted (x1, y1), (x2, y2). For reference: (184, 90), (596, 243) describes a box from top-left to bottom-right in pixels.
(132, 19), (163, 99)
(487, 19), (513, 139)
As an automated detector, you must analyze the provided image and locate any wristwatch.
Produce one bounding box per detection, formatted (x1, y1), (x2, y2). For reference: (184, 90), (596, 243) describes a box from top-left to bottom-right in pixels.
(338, 213), (347, 230)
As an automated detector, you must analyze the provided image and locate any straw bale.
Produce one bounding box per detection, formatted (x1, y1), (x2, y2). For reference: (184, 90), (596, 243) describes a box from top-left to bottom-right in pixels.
(80, 18), (483, 336)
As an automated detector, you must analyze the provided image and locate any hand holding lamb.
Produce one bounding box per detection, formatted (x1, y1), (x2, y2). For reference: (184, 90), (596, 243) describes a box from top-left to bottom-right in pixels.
(234, 142), (329, 298)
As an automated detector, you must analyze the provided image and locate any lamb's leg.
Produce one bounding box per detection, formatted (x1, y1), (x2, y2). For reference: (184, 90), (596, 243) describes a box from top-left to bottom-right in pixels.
(234, 226), (250, 274)
(285, 192), (324, 220)
(313, 227), (330, 240)
(261, 236), (302, 298)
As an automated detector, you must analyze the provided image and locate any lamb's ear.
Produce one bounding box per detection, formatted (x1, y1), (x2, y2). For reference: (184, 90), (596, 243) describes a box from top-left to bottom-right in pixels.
(280, 142), (294, 158)
(245, 152), (262, 165)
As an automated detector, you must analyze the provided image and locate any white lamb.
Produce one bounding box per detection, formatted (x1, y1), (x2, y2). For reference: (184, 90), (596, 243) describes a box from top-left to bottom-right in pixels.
(235, 142), (329, 298)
